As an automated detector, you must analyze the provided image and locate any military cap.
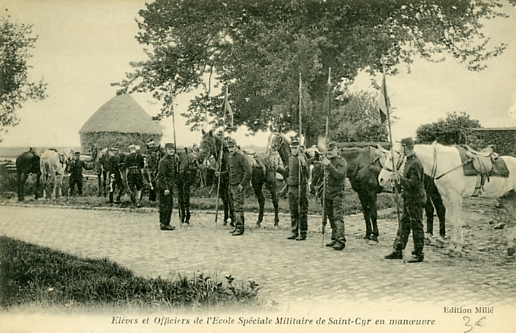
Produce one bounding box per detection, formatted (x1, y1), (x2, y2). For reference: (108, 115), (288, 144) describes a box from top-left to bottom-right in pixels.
(164, 142), (175, 149)
(290, 137), (300, 147)
(74, 151), (81, 155)
(146, 139), (157, 147)
(400, 137), (415, 147)
(226, 138), (237, 147)
(327, 141), (338, 150)
(110, 145), (119, 151)
(128, 144), (136, 150)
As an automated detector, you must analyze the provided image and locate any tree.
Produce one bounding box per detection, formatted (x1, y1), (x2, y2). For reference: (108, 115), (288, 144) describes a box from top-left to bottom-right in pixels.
(0, 16), (47, 139)
(332, 90), (388, 143)
(115, 0), (510, 145)
(415, 111), (482, 145)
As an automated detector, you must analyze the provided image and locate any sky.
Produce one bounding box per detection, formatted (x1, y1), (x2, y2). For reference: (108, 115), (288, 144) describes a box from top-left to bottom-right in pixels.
(1, 0), (515, 149)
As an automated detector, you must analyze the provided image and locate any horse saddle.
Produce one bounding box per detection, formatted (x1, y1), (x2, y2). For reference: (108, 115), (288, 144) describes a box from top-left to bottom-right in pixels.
(463, 144), (499, 175)
(242, 149), (266, 174)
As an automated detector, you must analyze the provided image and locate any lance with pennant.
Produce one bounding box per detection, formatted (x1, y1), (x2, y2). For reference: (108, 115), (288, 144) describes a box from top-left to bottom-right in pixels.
(380, 58), (402, 251)
(321, 67), (331, 247)
(214, 86), (228, 225)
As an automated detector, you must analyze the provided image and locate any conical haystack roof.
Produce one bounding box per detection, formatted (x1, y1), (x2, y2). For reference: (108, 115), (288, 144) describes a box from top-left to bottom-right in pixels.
(79, 94), (162, 135)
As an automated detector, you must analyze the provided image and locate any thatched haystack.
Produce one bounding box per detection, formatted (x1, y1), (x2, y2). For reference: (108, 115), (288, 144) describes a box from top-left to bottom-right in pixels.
(79, 94), (162, 153)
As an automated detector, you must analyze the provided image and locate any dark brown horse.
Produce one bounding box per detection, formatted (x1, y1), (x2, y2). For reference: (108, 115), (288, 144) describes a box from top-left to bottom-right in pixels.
(198, 129), (280, 226)
(16, 149), (41, 201)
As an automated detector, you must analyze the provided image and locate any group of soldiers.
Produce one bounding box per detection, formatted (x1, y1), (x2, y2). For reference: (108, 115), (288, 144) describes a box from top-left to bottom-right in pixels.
(69, 134), (427, 262)
(69, 141), (162, 207)
(278, 135), (427, 261)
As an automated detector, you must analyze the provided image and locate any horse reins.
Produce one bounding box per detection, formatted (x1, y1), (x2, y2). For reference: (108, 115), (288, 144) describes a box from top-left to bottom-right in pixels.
(388, 144), (469, 181)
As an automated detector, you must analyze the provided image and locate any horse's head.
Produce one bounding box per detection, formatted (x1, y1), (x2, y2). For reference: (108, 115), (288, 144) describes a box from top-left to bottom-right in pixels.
(378, 143), (405, 187)
(198, 129), (222, 163)
(375, 144), (391, 167)
(267, 132), (284, 155)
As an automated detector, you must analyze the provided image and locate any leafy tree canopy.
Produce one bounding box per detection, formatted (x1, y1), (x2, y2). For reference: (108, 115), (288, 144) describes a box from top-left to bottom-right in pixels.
(0, 16), (47, 139)
(332, 90), (388, 143)
(115, 0), (510, 145)
(415, 111), (482, 145)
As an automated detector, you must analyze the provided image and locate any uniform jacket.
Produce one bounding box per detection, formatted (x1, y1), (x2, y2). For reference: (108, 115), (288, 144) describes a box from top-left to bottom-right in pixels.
(156, 154), (177, 191)
(228, 150), (252, 186)
(68, 159), (92, 178)
(106, 154), (123, 175)
(124, 152), (144, 174)
(324, 156), (347, 195)
(282, 154), (309, 186)
(399, 153), (427, 205)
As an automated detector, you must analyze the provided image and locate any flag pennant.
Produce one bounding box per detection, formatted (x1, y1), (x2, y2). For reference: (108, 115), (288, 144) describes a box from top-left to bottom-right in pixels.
(224, 93), (233, 128)
(378, 74), (389, 124)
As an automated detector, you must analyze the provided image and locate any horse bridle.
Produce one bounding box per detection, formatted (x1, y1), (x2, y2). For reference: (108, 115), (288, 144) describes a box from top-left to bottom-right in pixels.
(382, 149), (405, 173)
(268, 133), (284, 153)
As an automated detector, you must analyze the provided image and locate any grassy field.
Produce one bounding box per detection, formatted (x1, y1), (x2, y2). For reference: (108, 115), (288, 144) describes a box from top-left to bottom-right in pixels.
(0, 236), (267, 311)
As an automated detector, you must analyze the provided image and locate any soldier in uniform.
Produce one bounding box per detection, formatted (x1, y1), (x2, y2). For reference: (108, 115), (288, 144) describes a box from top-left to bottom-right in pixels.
(68, 151), (93, 196)
(124, 144), (145, 207)
(106, 145), (124, 204)
(318, 141), (348, 250)
(279, 137), (309, 241)
(156, 143), (177, 231)
(218, 138), (252, 236)
(384, 137), (427, 263)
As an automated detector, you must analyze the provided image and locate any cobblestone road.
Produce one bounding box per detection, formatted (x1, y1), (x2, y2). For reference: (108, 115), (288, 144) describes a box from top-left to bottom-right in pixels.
(1, 203), (515, 310)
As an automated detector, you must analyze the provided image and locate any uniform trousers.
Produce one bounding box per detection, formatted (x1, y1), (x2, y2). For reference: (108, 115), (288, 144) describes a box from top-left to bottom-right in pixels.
(69, 175), (83, 196)
(158, 189), (174, 227)
(229, 184), (245, 228)
(288, 184), (308, 236)
(324, 190), (346, 243)
(393, 202), (425, 257)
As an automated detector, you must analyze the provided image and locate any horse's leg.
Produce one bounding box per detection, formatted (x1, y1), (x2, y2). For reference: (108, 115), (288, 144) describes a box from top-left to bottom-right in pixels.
(35, 173), (40, 200)
(96, 169), (102, 196)
(185, 183), (191, 224)
(176, 181), (184, 223)
(219, 180), (233, 226)
(103, 170), (108, 197)
(252, 176), (265, 227)
(499, 192), (516, 256)
(369, 192), (379, 241)
(358, 192), (372, 240)
(265, 174), (279, 226)
(442, 191), (462, 254)
(17, 172), (24, 201)
(42, 174), (47, 199)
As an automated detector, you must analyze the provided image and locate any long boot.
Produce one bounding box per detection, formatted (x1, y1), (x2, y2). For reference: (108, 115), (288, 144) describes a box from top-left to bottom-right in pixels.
(232, 212), (245, 236)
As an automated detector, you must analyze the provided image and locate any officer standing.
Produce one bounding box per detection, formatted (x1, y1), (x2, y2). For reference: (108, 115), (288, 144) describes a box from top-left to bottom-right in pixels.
(156, 143), (177, 231)
(106, 146), (124, 204)
(220, 138), (252, 236)
(279, 137), (309, 241)
(68, 151), (93, 196)
(319, 141), (348, 250)
(384, 137), (427, 263)
(124, 144), (145, 207)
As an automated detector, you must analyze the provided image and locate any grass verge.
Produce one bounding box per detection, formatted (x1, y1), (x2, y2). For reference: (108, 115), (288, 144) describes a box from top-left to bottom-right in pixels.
(0, 236), (265, 311)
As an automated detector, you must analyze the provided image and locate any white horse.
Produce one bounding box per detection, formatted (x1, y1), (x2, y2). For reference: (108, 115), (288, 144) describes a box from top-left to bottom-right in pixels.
(40, 148), (74, 198)
(378, 142), (516, 256)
